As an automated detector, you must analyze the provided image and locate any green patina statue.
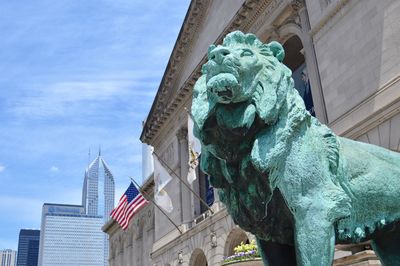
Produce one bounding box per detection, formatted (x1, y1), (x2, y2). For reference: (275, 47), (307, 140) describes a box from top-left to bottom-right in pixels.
(191, 31), (400, 266)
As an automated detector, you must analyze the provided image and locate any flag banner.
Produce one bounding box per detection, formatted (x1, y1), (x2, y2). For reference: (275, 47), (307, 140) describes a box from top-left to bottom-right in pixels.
(153, 155), (174, 213)
(188, 115), (201, 184)
(110, 182), (148, 230)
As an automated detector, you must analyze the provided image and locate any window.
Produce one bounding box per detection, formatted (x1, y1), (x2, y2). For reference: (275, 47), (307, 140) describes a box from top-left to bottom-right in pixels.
(194, 155), (214, 216)
(283, 35), (315, 116)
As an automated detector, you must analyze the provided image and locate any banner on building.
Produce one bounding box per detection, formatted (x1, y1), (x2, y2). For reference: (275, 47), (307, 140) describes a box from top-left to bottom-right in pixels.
(187, 115), (201, 184)
(153, 155), (174, 213)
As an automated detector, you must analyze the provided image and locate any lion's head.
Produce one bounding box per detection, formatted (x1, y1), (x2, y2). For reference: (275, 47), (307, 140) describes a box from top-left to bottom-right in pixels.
(202, 31), (285, 105)
(192, 31), (306, 136)
(192, 31), (308, 161)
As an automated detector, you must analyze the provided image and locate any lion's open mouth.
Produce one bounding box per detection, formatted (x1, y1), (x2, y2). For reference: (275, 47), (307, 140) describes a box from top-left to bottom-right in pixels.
(207, 73), (239, 102)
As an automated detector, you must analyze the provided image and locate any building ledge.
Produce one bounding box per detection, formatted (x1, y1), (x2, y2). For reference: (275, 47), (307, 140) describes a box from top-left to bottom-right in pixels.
(151, 205), (228, 258)
(333, 250), (380, 266)
(102, 218), (117, 233)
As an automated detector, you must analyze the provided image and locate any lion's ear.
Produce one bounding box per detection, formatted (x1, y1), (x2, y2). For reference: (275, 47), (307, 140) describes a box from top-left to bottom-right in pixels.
(267, 41), (285, 62)
(208, 44), (216, 55)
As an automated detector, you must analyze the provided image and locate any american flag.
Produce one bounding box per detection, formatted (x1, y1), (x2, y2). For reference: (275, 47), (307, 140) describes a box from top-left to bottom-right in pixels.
(110, 182), (148, 230)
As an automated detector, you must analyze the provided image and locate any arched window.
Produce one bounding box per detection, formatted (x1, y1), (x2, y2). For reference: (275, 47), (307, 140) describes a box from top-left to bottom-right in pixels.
(189, 249), (208, 266)
(224, 228), (249, 257)
(283, 35), (315, 117)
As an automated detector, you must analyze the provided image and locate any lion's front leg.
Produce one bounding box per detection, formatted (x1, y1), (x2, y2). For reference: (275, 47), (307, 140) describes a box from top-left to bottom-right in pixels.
(294, 214), (335, 266)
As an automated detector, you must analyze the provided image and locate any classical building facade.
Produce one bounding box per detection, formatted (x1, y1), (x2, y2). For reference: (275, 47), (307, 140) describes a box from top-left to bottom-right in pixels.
(104, 0), (400, 265)
(16, 229), (40, 266)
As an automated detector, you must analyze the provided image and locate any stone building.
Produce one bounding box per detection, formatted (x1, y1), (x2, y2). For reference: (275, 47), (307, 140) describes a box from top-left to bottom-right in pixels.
(103, 0), (400, 265)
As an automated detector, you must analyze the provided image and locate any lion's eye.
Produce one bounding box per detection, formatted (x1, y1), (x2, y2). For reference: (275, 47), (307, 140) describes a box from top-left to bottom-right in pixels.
(241, 49), (253, 57)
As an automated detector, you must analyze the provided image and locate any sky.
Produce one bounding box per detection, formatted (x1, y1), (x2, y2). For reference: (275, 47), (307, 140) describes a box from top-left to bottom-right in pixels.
(0, 0), (190, 250)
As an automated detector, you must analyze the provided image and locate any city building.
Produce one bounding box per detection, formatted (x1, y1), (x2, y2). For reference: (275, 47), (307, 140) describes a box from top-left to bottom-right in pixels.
(104, 0), (400, 265)
(16, 229), (40, 266)
(38, 204), (104, 266)
(38, 152), (115, 266)
(0, 249), (17, 266)
(82, 151), (115, 265)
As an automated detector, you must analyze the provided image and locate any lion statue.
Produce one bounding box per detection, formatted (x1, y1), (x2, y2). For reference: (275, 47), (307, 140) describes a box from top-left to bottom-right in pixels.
(191, 31), (400, 266)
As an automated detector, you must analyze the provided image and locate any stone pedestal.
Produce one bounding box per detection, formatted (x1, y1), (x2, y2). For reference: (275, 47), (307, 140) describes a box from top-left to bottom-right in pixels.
(333, 250), (381, 266)
(221, 259), (263, 266)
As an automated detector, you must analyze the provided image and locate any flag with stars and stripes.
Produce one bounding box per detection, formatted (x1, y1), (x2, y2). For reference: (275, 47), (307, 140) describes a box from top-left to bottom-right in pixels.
(110, 182), (148, 230)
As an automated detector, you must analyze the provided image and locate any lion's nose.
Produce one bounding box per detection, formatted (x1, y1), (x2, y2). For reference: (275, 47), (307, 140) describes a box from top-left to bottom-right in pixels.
(209, 47), (230, 64)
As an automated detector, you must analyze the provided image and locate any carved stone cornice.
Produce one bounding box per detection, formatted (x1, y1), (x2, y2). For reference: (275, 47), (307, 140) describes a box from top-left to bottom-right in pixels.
(141, 0), (209, 143)
(140, 0), (287, 144)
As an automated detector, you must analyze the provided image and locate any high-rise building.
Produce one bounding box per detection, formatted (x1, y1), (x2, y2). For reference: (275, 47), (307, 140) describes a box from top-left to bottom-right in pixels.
(0, 249), (17, 266)
(16, 229), (40, 266)
(82, 150), (115, 265)
(38, 204), (104, 266)
(82, 150), (115, 220)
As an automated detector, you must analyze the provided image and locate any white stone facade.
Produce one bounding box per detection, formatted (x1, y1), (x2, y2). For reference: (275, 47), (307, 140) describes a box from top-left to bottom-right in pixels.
(104, 0), (400, 265)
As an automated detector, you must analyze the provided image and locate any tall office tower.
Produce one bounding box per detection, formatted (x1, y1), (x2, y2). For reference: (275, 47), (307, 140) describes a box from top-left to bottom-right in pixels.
(16, 229), (40, 266)
(0, 249), (17, 266)
(82, 150), (115, 266)
(38, 204), (104, 266)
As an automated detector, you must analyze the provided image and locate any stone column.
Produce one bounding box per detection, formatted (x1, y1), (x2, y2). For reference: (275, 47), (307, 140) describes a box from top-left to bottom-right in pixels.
(176, 127), (192, 223)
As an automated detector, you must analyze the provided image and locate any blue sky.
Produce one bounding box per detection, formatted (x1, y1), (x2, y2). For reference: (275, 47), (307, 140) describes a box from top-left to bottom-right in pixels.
(0, 0), (190, 250)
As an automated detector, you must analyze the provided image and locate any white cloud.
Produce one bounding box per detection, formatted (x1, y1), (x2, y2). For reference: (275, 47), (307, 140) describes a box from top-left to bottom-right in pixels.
(10, 74), (157, 119)
(49, 166), (59, 172)
(0, 164), (5, 173)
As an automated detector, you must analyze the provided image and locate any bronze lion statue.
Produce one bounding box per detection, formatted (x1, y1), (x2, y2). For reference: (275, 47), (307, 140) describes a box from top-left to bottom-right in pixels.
(191, 31), (400, 266)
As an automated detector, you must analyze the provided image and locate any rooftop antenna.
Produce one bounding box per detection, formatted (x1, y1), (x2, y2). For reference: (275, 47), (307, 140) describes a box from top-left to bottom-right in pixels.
(98, 145), (101, 157)
(87, 148), (91, 168)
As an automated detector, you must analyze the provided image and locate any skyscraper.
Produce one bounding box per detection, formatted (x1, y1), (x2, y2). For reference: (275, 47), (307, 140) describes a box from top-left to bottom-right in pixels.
(16, 229), (40, 266)
(38, 204), (104, 266)
(82, 150), (115, 266)
(0, 249), (17, 266)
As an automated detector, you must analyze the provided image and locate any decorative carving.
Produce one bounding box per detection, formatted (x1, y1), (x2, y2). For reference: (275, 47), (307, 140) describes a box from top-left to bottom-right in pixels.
(192, 31), (400, 266)
(249, 0), (282, 33)
(176, 128), (188, 142)
(290, 0), (304, 11)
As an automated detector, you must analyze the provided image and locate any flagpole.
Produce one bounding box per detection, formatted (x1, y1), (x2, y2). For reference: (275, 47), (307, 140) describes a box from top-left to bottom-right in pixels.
(130, 177), (183, 234)
(153, 152), (214, 214)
